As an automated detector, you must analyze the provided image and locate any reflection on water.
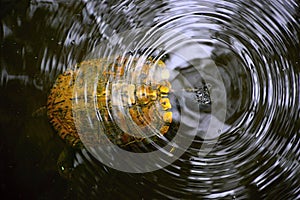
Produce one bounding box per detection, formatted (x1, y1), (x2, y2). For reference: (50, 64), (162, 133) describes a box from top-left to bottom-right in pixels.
(1, 0), (299, 199)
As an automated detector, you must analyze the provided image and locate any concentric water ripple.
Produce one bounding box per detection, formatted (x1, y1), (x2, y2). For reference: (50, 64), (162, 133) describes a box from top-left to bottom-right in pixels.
(69, 0), (300, 198)
(1, 0), (299, 199)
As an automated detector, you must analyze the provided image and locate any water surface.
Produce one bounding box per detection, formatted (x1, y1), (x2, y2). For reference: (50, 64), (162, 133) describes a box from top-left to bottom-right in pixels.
(1, 0), (299, 199)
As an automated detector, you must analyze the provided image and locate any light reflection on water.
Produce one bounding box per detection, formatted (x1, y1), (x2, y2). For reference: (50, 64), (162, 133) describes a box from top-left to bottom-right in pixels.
(1, 0), (299, 199)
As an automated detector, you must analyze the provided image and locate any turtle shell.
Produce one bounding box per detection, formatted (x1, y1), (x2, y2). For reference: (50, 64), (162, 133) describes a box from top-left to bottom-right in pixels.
(47, 57), (175, 150)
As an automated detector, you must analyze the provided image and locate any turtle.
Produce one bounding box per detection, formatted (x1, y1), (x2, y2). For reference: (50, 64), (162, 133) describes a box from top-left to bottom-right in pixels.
(32, 55), (178, 178)
(46, 56), (176, 152)
(35, 54), (212, 178)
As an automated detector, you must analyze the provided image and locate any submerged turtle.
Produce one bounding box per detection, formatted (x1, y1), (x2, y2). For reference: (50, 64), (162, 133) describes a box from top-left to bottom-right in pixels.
(46, 56), (176, 152)
(35, 55), (177, 178)
(34, 54), (211, 178)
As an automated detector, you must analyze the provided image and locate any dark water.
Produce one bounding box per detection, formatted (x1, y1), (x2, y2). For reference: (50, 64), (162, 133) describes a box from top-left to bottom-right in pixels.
(1, 0), (299, 199)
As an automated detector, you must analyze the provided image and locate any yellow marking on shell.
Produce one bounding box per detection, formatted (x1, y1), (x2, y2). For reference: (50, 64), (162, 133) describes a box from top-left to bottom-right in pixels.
(160, 125), (170, 135)
(159, 85), (170, 94)
(163, 111), (172, 124)
(148, 88), (158, 101)
(160, 98), (172, 110)
(129, 107), (147, 127)
(98, 89), (107, 96)
(157, 60), (166, 68)
(97, 88), (109, 105)
(141, 106), (153, 125)
(136, 85), (152, 105)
